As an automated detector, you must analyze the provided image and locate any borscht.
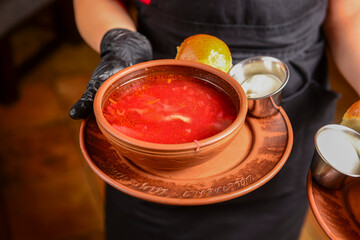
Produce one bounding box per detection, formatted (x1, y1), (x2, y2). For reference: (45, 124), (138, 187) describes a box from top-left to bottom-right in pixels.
(102, 74), (237, 144)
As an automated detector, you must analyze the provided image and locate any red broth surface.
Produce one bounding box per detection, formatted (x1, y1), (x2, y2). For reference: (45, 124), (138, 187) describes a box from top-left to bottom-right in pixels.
(103, 74), (237, 144)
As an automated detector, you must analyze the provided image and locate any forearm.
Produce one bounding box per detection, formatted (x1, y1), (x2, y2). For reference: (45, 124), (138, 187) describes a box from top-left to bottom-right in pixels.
(324, 0), (360, 96)
(73, 0), (136, 53)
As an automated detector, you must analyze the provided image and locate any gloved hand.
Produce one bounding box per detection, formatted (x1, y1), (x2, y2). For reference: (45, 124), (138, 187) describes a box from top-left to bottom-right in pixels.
(69, 28), (153, 119)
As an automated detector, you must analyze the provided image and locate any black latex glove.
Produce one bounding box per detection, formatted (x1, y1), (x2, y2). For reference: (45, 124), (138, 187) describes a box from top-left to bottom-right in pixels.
(69, 28), (153, 119)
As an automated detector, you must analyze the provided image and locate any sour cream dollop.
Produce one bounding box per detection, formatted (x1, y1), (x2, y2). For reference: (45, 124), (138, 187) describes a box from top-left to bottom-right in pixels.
(240, 74), (282, 98)
(317, 129), (360, 175)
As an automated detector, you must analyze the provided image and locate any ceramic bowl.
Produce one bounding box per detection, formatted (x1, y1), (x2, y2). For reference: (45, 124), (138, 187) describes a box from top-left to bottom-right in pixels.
(93, 59), (248, 170)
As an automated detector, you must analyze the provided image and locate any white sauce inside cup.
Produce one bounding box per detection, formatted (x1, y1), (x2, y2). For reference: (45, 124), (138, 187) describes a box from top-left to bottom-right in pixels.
(317, 129), (360, 175)
(240, 74), (282, 98)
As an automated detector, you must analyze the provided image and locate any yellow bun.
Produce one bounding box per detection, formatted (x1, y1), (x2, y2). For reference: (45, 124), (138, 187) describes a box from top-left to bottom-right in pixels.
(340, 99), (360, 133)
(176, 34), (233, 73)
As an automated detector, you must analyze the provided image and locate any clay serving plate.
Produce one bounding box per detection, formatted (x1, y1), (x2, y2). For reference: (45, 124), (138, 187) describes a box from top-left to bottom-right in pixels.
(307, 171), (360, 239)
(80, 106), (293, 206)
(93, 59), (248, 170)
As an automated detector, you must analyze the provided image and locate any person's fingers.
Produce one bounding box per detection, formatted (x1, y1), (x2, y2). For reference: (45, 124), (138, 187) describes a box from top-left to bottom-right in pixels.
(100, 28), (153, 64)
(69, 99), (93, 119)
(69, 57), (127, 119)
(69, 29), (153, 120)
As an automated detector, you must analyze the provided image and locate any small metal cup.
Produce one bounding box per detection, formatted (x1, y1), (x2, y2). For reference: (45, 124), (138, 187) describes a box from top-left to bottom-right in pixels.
(310, 124), (360, 189)
(229, 56), (289, 117)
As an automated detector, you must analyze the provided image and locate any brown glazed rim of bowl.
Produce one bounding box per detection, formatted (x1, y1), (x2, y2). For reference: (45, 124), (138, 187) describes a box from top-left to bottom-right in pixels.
(93, 59), (248, 152)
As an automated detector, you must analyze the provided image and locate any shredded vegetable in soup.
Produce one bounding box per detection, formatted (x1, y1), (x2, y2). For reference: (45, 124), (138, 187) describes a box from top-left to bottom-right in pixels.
(103, 74), (236, 144)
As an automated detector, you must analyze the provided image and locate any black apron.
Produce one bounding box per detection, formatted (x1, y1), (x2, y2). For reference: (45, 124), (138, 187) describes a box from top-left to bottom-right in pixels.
(105, 0), (339, 239)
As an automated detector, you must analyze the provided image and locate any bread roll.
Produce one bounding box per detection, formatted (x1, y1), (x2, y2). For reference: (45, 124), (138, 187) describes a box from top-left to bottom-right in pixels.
(340, 99), (360, 133)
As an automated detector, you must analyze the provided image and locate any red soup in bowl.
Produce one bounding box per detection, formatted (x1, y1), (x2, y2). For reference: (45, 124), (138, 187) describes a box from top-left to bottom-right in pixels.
(103, 74), (237, 144)
(93, 60), (247, 170)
